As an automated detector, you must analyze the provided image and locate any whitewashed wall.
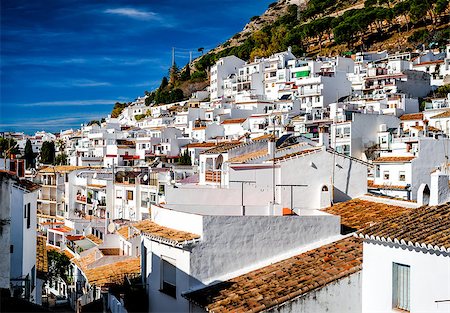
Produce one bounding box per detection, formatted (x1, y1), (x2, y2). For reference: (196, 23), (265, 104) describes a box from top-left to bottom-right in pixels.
(362, 241), (450, 313)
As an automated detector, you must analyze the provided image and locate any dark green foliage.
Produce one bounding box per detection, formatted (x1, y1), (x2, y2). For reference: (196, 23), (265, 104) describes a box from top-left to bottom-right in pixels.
(87, 120), (100, 126)
(24, 139), (35, 169)
(47, 250), (71, 284)
(433, 84), (450, 98)
(408, 29), (430, 43)
(160, 77), (169, 89)
(40, 141), (55, 165)
(111, 102), (128, 118)
(180, 63), (191, 81)
(179, 150), (192, 165)
(55, 153), (68, 166)
(135, 114), (147, 121)
(190, 70), (207, 80)
(0, 138), (19, 158)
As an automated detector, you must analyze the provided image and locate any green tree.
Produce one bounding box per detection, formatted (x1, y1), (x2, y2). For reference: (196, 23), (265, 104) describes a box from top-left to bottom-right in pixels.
(40, 141), (55, 165)
(0, 138), (19, 158)
(47, 250), (71, 284)
(24, 139), (35, 169)
(55, 153), (68, 165)
(180, 63), (191, 81)
(179, 150), (192, 165)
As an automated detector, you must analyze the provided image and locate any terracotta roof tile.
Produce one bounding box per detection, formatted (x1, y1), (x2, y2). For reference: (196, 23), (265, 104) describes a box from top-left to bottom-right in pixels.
(132, 220), (200, 244)
(36, 236), (48, 275)
(431, 110), (450, 119)
(204, 142), (242, 154)
(323, 199), (410, 231)
(39, 166), (88, 173)
(373, 156), (415, 163)
(185, 142), (218, 149)
(399, 113), (423, 121)
(357, 203), (450, 252)
(368, 181), (410, 190)
(221, 118), (247, 125)
(228, 149), (268, 163)
(252, 134), (275, 141)
(86, 234), (103, 245)
(270, 148), (321, 162)
(184, 237), (362, 312)
(83, 258), (140, 287)
(117, 226), (131, 240)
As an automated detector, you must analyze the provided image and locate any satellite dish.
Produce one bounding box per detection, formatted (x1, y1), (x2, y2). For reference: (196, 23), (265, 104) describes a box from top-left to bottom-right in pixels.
(107, 223), (116, 234)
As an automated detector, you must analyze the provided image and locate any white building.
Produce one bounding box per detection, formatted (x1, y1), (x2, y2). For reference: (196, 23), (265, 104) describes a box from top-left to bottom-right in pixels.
(358, 203), (450, 313)
(210, 55), (245, 100)
(0, 171), (40, 303)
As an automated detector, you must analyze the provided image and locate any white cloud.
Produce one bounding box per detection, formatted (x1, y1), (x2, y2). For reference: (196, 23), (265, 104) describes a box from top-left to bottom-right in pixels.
(104, 8), (160, 21)
(21, 99), (122, 107)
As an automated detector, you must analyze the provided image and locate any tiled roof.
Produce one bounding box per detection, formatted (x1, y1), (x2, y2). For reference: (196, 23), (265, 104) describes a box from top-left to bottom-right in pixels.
(184, 237), (362, 312)
(39, 166), (88, 173)
(186, 142), (217, 149)
(430, 110), (450, 119)
(410, 125), (441, 132)
(36, 236), (48, 275)
(221, 118), (247, 125)
(413, 60), (444, 66)
(368, 181), (410, 190)
(323, 199), (410, 231)
(227, 149), (268, 163)
(132, 220), (200, 245)
(270, 148), (321, 162)
(373, 156), (415, 163)
(87, 184), (106, 189)
(83, 258), (140, 287)
(50, 226), (74, 233)
(357, 203), (450, 252)
(86, 234), (103, 245)
(252, 134), (275, 141)
(0, 171), (40, 192)
(117, 226), (131, 240)
(399, 113), (423, 121)
(204, 142), (242, 154)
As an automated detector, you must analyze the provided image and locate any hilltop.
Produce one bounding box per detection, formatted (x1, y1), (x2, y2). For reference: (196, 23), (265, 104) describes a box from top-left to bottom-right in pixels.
(118, 0), (449, 113)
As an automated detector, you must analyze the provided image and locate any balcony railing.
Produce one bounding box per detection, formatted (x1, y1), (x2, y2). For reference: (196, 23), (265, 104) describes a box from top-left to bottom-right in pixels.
(205, 171), (221, 183)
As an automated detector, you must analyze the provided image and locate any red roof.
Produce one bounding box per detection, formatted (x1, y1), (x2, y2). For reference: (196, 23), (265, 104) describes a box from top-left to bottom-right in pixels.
(221, 118), (247, 125)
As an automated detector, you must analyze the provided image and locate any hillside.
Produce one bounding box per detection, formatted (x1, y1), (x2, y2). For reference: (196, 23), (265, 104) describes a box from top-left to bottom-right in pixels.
(130, 0), (449, 112)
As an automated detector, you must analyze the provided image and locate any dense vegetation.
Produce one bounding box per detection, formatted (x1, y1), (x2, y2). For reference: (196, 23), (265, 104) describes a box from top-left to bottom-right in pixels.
(194, 0), (449, 71)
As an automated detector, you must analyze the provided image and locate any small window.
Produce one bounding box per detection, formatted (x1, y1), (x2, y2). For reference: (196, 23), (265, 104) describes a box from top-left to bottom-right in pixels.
(393, 263), (410, 311)
(127, 191), (133, 200)
(116, 190), (122, 199)
(161, 258), (176, 298)
(321, 185), (328, 192)
(384, 171), (390, 180)
(399, 171), (406, 182)
(376, 165), (380, 178)
(27, 203), (31, 229)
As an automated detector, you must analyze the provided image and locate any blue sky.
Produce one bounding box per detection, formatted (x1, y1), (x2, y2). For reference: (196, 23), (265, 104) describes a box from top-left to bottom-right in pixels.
(1, 0), (273, 134)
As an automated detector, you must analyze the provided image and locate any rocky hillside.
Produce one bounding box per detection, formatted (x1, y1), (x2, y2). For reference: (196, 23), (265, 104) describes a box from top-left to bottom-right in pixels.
(140, 0), (449, 108)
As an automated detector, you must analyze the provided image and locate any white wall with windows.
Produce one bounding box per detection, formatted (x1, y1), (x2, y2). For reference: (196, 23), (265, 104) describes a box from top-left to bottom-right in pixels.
(362, 240), (450, 313)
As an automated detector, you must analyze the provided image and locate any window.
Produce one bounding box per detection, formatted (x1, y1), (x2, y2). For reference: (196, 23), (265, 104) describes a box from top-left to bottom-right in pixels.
(393, 263), (410, 311)
(399, 171), (406, 182)
(384, 171), (390, 180)
(127, 191), (133, 200)
(161, 257), (176, 298)
(376, 165), (380, 178)
(141, 192), (149, 207)
(27, 203), (31, 229)
(116, 190), (122, 199)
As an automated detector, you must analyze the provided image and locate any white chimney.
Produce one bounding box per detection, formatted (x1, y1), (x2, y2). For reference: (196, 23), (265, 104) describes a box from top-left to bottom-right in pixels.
(318, 126), (329, 148)
(429, 170), (450, 206)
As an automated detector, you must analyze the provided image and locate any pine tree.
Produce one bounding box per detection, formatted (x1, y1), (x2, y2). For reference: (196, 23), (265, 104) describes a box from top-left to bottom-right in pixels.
(24, 139), (35, 169)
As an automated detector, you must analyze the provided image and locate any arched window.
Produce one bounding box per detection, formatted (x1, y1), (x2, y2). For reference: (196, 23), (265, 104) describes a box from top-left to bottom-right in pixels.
(322, 185), (329, 192)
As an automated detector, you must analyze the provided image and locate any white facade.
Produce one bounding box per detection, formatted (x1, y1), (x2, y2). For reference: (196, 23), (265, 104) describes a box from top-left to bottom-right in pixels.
(362, 241), (450, 313)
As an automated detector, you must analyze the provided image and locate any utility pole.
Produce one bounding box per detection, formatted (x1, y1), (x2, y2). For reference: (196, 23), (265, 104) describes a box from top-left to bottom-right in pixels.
(189, 51), (193, 64)
(276, 184), (308, 210)
(172, 47), (175, 67)
(229, 180), (256, 216)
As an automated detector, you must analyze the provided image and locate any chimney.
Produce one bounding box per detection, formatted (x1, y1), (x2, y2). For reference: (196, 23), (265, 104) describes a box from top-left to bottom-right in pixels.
(268, 137), (276, 158)
(429, 170), (450, 205)
(318, 125), (329, 148)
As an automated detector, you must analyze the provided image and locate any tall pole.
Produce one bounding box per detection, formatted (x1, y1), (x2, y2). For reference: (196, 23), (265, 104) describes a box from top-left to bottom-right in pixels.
(172, 47), (175, 67)
(189, 51), (193, 64)
(272, 115), (276, 205)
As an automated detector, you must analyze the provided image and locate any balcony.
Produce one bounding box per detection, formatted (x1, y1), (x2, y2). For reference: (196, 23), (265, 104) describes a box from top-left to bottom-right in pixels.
(205, 171), (221, 183)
